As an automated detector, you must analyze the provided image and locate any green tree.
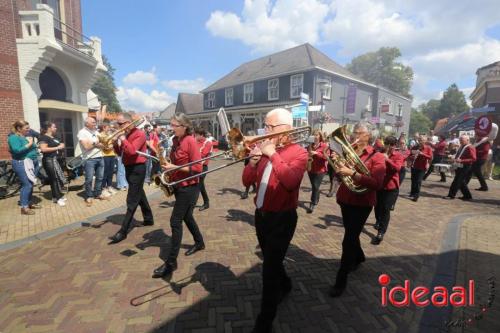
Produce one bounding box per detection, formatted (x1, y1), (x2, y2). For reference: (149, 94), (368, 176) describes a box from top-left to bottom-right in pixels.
(91, 55), (122, 113)
(438, 83), (469, 119)
(419, 99), (441, 123)
(347, 47), (414, 98)
(409, 108), (432, 135)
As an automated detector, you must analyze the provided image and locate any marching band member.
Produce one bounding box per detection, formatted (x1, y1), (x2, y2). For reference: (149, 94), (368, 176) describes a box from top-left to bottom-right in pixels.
(306, 129), (328, 214)
(443, 135), (476, 200)
(152, 114), (205, 278)
(408, 135), (432, 202)
(330, 122), (385, 298)
(372, 136), (404, 245)
(242, 108), (307, 333)
(465, 135), (490, 191)
(109, 113), (154, 244)
(423, 135), (447, 182)
(195, 127), (212, 211)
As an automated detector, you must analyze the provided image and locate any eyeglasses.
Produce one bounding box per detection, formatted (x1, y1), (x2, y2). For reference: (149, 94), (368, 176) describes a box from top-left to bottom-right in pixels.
(170, 123), (184, 128)
(117, 121), (128, 126)
(264, 123), (286, 130)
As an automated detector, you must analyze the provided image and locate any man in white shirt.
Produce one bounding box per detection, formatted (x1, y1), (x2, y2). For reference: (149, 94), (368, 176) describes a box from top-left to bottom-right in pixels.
(77, 117), (107, 206)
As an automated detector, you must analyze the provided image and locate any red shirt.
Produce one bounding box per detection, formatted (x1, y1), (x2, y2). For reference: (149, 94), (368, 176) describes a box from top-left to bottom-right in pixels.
(432, 140), (447, 157)
(148, 132), (160, 156)
(169, 135), (202, 187)
(383, 151), (404, 190)
(456, 145), (476, 165)
(242, 143), (307, 212)
(336, 145), (386, 207)
(114, 127), (147, 166)
(197, 138), (213, 166)
(475, 139), (491, 161)
(309, 142), (328, 174)
(410, 144), (432, 170)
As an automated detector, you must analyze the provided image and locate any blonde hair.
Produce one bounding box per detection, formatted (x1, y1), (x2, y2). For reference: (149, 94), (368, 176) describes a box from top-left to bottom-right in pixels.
(171, 113), (193, 135)
(12, 120), (29, 134)
(312, 129), (325, 142)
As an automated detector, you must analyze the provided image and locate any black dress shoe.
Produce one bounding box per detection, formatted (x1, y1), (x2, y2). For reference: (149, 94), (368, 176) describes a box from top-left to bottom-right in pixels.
(240, 192), (249, 199)
(185, 243), (205, 256)
(199, 204), (209, 211)
(152, 261), (177, 278)
(326, 191), (334, 198)
(475, 188), (488, 191)
(373, 223), (380, 230)
(329, 284), (346, 298)
(459, 196), (472, 201)
(306, 203), (314, 214)
(143, 220), (154, 226)
(390, 205), (395, 211)
(108, 231), (127, 244)
(442, 196), (455, 200)
(371, 232), (384, 245)
(411, 196), (418, 202)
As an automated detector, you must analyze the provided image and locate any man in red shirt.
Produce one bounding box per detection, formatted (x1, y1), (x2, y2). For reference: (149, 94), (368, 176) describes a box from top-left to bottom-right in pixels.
(465, 136), (490, 191)
(423, 135), (448, 182)
(329, 122), (386, 298)
(408, 135), (432, 202)
(242, 108), (307, 333)
(195, 127), (213, 211)
(373, 136), (404, 245)
(109, 113), (154, 244)
(443, 135), (476, 200)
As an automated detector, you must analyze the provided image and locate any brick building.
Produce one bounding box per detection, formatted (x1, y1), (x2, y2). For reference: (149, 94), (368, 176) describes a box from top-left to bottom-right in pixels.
(0, 0), (105, 159)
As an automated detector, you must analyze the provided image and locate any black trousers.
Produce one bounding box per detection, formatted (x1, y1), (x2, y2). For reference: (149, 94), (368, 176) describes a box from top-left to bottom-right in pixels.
(375, 189), (399, 234)
(255, 209), (297, 323)
(423, 155), (446, 181)
(448, 165), (472, 198)
(308, 172), (325, 205)
(327, 163), (335, 183)
(410, 168), (426, 198)
(399, 167), (406, 186)
(199, 164), (209, 205)
(465, 159), (488, 190)
(42, 157), (64, 201)
(120, 163), (153, 233)
(338, 204), (372, 275)
(166, 185), (204, 264)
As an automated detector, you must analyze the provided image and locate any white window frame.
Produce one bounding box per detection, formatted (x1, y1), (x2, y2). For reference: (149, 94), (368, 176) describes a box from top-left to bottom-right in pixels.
(207, 92), (215, 108)
(387, 99), (394, 115)
(268, 78), (279, 101)
(243, 83), (254, 103)
(398, 103), (403, 117)
(317, 75), (332, 100)
(225, 88), (233, 106)
(290, 74), (304, 98)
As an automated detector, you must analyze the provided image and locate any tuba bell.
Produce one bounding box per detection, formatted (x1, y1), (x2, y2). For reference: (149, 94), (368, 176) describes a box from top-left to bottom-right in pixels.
(325, 125), (370, 194)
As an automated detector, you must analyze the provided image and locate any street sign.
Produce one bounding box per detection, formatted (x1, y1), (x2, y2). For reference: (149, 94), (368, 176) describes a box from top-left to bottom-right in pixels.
(292, 105), (307, 119)
(474, 115), (492, 137)
(300, 92), (309, 106)
(381, 104), (390, 113)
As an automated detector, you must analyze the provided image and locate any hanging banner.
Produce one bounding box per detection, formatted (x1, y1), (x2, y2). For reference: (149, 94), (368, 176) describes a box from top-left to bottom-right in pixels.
(292, 105), (308, 119)
(346, 84), (357, 114)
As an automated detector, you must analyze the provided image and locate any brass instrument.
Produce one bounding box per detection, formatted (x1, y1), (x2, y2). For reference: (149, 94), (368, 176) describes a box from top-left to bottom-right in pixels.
(152, 140), (174, 196)
(157, 122), (311, 188)
(67, 117), (145, 170)
(324, 125), (370, 194)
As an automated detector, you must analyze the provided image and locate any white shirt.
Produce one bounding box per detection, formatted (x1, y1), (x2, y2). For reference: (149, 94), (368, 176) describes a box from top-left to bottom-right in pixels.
(77, 127), (102, 158)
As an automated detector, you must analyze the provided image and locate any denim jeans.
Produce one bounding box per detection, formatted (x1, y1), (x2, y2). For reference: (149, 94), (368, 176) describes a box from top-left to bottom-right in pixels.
(84, 157), (104, 199)
(103, 156), (116, 188)
(145, 155), (152, 184)
(116, 156), (128, 189)
(12, 159), (33, 208)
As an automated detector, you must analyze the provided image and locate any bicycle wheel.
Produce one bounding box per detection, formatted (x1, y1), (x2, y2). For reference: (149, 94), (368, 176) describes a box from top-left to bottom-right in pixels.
(0, 169), (21, 199)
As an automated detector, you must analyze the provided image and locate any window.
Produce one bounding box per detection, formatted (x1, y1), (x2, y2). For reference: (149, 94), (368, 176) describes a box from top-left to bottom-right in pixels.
(268, 78), (279, 100)
(398, 103), (403, 117)
(317, 75), (332, 100)
(206, 92), (215, 108)
(387, 100), (394, 115)
(290, 74), (304, 98)
(243, 83), (254, 103)
(225, 88), (233, 106)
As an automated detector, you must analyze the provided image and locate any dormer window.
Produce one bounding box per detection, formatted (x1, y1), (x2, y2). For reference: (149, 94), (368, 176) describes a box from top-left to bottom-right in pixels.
(206, 92), (215, 108)
(225, 88), (233, 106)
(268, 78), (279, 100)
(244, 83), (254, 103)
(290, 74), (304, 98)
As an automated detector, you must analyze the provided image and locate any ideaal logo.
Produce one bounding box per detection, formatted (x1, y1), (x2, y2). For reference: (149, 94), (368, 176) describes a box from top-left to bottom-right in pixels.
(378, 274), (496, 328)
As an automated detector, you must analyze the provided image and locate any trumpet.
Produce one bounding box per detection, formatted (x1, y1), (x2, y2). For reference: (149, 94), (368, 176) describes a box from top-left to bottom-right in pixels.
(325, 125), (370, 194)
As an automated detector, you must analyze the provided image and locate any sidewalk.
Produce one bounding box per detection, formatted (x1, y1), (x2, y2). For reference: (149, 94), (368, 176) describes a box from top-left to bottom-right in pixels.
(0, 177), (158, 245)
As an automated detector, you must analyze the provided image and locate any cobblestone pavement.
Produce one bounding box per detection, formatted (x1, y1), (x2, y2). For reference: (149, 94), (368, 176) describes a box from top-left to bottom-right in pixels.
(0, 161), (499, 333)
(0, 177), (157, 245)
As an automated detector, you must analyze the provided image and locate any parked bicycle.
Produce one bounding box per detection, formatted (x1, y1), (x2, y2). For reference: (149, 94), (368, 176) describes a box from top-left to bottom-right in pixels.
(0, 160), (21, 199)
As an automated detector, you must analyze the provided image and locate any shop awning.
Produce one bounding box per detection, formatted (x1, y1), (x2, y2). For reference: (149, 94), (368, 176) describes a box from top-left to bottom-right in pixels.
(38, 99), (88, 113)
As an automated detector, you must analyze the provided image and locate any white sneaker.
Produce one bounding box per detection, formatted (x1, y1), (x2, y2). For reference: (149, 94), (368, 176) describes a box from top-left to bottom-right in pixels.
(57, 198), (66, 206)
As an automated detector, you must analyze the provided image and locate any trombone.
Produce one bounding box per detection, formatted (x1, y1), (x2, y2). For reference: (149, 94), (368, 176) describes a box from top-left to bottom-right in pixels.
(150, 108), (311, 196)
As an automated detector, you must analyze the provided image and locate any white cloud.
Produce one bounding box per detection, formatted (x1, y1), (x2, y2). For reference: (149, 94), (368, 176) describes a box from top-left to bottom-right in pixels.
(123, 69), (158, 85)
(205, 0), (500, 105)
(116, 87), (173, 113)
(162, 78), (206, 93)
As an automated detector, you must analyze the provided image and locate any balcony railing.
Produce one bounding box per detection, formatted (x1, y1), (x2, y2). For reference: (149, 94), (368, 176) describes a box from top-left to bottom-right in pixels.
(53, 17), (94, 57)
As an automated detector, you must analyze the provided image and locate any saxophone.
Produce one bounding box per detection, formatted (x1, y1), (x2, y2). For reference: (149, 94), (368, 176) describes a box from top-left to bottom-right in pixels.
(152, 140), (174, 197)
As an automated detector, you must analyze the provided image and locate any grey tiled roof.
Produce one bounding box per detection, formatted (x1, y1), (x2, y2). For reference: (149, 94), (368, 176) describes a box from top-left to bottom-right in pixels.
(156, 103), (176, 119)
(175, 93), (203, 115)
(201, 43), (371, 92)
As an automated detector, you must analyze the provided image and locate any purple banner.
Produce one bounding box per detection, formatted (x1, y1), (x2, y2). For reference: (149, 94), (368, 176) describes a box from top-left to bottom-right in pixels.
(345, 84), (357, 114)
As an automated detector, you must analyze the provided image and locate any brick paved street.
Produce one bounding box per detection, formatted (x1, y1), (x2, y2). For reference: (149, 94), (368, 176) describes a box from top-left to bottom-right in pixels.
(0, 160), (499, 333)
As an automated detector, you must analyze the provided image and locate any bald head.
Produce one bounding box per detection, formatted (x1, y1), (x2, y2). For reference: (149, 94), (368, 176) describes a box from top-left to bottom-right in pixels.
(460, 135), (469, 145)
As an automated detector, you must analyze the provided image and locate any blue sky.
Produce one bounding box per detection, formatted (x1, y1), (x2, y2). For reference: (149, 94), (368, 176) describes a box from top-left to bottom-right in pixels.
(82, 0), (500, 113)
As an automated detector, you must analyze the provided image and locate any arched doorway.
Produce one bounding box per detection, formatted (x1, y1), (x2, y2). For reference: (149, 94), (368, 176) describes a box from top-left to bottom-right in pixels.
(39, 67), (68, 101)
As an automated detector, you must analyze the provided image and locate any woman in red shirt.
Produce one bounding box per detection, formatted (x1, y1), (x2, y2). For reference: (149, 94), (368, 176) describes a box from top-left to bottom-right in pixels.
(152, 114), (205, 278)
(306, 130), (328, 214)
